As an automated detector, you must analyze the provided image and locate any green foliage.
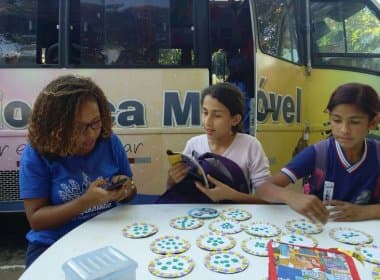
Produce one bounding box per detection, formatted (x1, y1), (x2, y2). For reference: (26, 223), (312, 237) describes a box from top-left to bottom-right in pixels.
(317, 7), (379, 53)
(159, 49), (182, 65)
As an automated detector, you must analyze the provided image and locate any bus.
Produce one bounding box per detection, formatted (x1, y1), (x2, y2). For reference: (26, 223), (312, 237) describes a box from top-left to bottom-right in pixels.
(0, 0), (379, 212)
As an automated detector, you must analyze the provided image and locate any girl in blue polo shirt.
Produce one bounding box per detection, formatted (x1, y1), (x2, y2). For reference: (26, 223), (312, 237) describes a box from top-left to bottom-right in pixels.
(256, 83), (380, 223)
(20, 75), (136, 268)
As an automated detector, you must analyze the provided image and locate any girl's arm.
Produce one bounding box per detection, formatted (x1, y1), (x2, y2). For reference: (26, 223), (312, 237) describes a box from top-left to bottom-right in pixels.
(255, 173), (328, 224)
(24, 178), (124, 230)
(328, 200), (380, 221)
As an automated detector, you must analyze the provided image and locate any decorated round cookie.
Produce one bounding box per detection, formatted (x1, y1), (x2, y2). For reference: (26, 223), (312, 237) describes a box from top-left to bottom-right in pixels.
(241, 237), (271, 257)
(279, 232), (318, 247)
(196, 232), (236, 251)
(148, 254), (194, 278)
(355, 244), (380, 265)
(150, 235), (191, 254)
(285, 218), (323, 234)
(209, 219), (242, 234)
(188, 207), (219, 219)
(220, 208), (252, 221)
(204, 251), (249, 274)
(122, 222), (158, 238)
(170, 216), (204, 230)
(243, 221), (281, 237)
(329, 227), (373, 245)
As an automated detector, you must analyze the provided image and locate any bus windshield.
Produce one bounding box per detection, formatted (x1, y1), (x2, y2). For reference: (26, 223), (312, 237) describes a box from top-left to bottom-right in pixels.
(311, 0), (380, 73)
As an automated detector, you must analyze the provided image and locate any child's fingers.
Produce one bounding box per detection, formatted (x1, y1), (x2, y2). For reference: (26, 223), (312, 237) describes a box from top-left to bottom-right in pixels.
(194, 181), (209, 195)
(206, 175), (222, 185)
(326, 199), (344, 206)
(195, 181), (221, 202)
(91, 178), (107, 189)
(310, 205), (328, 224)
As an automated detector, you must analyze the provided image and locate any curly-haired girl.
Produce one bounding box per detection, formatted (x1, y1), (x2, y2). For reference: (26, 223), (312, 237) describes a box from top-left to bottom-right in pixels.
(20, 75), (136, 267)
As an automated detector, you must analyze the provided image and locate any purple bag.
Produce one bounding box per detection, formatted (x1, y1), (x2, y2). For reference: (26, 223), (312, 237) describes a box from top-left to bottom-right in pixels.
(197, 152), (250, 194)
(156, 152), (250, 204)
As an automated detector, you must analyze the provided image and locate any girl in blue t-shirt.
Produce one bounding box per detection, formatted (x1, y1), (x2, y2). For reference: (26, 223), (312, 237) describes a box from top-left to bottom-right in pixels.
(20, 75), (136, 267)
(256, 83), (380, 223)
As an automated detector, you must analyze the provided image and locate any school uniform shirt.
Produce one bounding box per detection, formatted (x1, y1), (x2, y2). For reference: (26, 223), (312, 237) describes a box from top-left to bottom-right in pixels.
(19, 133), (132, 245)
(281, 137), (380, 203)
(183, 133), (270, 193)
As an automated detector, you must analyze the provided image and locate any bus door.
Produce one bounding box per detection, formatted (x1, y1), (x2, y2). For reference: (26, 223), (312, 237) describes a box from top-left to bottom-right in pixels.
(251, 0), (379, 174)
(209, 0), (255, 134)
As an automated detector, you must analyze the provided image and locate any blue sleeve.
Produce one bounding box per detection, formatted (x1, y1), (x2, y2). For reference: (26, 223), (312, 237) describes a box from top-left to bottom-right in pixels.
(111, 134), (133, 178)
(281, 145), (316, 183)
(19, 144), (51, 199)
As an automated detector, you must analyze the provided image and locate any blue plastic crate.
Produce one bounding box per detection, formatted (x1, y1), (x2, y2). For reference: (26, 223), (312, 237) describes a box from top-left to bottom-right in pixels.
(62, 246), (137, 280)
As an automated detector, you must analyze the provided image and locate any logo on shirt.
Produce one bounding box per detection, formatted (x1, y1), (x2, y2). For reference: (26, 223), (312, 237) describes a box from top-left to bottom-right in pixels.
(354, 190), (371, 204)
(59, 172), (112, 220)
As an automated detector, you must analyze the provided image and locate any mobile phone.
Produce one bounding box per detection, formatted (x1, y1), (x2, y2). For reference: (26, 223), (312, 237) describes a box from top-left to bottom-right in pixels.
(103, 178), (128, 191)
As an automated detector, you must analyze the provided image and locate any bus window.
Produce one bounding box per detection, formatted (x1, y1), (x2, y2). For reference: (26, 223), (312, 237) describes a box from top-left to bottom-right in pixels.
(311, 0), (380, 73)
(165, 0), (195, 66)
(255, 0), (301, 64)
(69, 0), (200, 67)
(0, 0), (59, 66)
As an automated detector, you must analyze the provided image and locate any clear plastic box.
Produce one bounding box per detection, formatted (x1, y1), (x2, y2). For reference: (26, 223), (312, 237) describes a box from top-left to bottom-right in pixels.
(62, 246), (137, 280)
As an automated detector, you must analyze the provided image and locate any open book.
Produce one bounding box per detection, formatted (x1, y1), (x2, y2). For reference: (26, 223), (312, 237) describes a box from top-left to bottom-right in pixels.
(268, 241), (360, 280)
(166, 150), (210, 188)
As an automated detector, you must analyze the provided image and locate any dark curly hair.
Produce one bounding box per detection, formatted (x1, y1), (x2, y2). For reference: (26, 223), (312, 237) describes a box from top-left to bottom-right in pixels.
(28, 75), (112, 157)
(201, 82), (244, 133)
(326, 83), (379, 120)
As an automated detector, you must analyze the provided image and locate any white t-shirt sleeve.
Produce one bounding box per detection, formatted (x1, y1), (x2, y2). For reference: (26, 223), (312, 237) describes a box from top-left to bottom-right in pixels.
(224, 134), (271, 191)
(248, 139), (271, 188)
(183, 134), (270, 192)
(183, 135), (210, 157)
(183, 140), (192, 156)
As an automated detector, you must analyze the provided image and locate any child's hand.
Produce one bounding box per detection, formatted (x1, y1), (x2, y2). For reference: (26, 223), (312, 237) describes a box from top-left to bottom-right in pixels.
(327, 200), (368, 221)
(82, 178), (117, 206)
(110, 175), (136, 202)
(286, 192), (328, 224)
(194, 175), (235, 202)
(168, 162), (191, 184)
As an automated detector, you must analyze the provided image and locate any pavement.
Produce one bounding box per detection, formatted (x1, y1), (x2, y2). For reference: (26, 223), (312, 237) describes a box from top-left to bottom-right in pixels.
(0, 213), (28, 279)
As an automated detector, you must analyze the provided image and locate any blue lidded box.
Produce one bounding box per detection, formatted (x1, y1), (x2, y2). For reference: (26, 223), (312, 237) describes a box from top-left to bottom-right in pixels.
(62, 246), (137, 280)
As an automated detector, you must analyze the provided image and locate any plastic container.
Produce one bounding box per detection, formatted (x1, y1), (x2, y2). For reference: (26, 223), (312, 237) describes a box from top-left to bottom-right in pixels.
(62, 246), (137, 280)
